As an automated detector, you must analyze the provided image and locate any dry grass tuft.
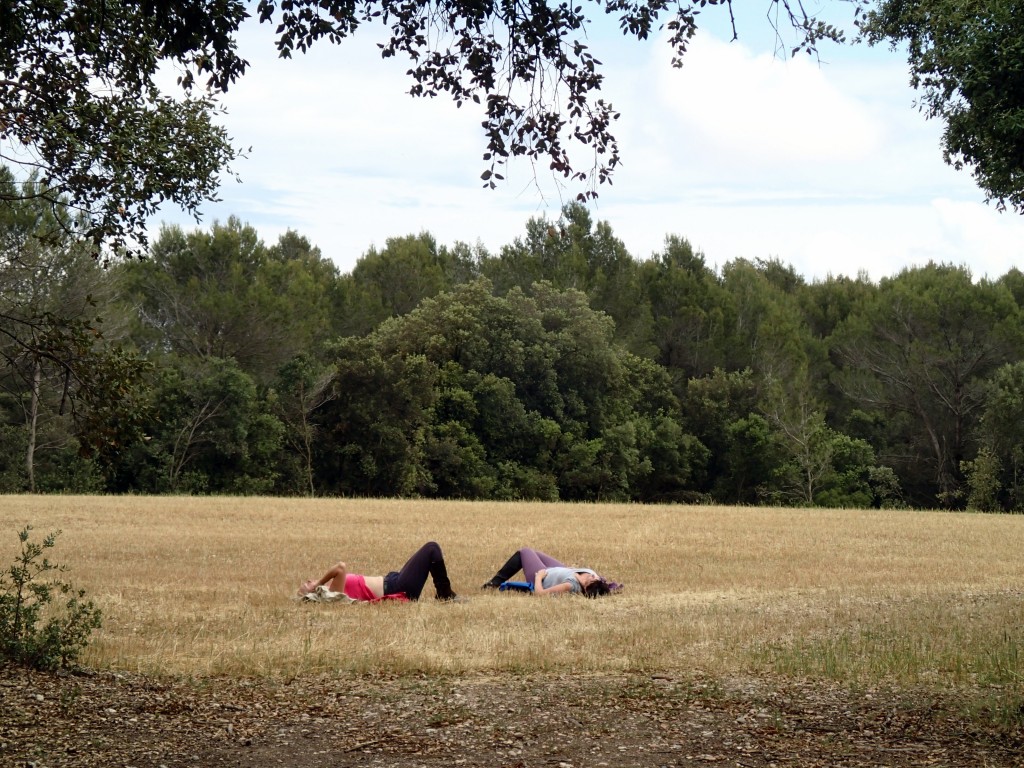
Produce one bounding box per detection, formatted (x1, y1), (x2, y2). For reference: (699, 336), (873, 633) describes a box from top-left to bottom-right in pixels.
(2, 496), (1022, 687)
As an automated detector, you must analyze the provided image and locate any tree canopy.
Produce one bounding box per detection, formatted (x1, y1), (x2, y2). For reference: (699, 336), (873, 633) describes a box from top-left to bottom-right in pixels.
(5, 190), (1024, 509)
(0, 0), (249, 254)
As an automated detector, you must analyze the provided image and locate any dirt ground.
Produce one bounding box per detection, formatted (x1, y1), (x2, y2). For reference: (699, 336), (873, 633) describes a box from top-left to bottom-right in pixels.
(2, 663), (1022, 768)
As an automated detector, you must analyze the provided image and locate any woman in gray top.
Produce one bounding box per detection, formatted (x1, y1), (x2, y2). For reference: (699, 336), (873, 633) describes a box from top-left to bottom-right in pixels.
(481, 547), (613, 597)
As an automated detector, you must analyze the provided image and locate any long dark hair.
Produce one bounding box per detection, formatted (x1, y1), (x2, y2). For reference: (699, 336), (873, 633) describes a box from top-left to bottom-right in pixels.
(583, 579), (611, 598)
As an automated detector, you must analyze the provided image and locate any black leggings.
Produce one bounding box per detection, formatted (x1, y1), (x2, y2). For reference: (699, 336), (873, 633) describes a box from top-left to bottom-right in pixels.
(382, 541), (454, 600)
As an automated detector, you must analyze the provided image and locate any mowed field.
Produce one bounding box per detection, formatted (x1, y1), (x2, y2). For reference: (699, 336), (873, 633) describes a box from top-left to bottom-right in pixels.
(2, 495), (1023, 689)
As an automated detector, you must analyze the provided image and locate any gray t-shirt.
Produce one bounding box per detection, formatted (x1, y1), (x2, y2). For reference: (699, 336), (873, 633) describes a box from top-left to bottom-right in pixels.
(541, 566), (598, 594)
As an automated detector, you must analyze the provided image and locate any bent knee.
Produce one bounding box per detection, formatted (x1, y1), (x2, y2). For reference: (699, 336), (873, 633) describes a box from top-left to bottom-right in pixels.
(424, 541), (442, 556)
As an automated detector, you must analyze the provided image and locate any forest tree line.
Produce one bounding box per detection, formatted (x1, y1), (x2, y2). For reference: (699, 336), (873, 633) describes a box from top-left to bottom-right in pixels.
(4, 169), (1024, 510)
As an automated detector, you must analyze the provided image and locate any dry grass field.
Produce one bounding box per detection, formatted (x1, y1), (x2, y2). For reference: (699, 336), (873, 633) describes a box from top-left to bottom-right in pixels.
(2, 494), (1022, 685)
(4, 495), (1024, 767)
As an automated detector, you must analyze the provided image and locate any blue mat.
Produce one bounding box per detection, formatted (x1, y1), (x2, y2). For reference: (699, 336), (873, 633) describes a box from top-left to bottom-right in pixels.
(498, 580), (533, 593)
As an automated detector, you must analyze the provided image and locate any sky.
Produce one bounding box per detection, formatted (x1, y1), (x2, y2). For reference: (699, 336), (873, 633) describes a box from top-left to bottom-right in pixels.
(151, 5), (1024, 283)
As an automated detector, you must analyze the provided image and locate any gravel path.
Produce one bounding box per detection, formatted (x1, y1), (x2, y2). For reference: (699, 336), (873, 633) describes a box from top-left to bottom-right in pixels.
(2, 665), (1021, 767)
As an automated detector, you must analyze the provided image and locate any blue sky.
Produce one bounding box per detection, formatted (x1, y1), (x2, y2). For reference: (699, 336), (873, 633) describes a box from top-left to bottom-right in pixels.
(151, 5), (1024, 283)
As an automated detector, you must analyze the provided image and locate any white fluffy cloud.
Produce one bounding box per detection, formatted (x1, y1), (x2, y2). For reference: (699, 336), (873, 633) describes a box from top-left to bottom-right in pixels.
(659, 36), (881, 164)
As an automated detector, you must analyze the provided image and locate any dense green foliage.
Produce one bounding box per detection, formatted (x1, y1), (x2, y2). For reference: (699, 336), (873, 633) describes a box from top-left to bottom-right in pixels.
(0, 167), (150, 493)
(5, 3), (1024, 510)
(4, 190), (1024, 509)
(0, 527), (102, 671)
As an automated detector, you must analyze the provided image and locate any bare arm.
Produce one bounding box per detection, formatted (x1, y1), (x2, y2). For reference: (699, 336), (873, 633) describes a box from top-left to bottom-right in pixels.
(532, 569), (574, 596)
(301, 561), (347, 595)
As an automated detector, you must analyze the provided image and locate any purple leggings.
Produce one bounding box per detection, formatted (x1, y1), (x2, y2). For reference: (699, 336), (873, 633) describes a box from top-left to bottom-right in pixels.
(519, 547), (566, 582)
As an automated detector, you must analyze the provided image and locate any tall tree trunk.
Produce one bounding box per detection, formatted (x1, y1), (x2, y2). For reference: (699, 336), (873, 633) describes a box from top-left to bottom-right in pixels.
(302, 413), (316, 497)
(25, 357), (40, 493)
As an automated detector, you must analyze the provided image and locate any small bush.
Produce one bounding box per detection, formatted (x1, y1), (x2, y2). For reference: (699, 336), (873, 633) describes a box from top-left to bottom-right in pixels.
(0, 526), (102, 671)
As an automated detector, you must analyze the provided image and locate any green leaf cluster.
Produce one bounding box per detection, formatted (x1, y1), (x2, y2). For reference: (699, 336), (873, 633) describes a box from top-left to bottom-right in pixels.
(862, 0), (1024, 212)
(0, 527), (102, 671)
(1, 0), (249, 255)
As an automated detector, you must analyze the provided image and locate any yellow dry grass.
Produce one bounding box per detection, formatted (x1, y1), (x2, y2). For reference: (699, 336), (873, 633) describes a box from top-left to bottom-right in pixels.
(1, 495), (1022, 685)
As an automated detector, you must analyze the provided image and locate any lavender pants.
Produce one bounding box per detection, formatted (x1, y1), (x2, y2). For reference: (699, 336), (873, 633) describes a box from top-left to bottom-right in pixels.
(518, 547), (567, 583)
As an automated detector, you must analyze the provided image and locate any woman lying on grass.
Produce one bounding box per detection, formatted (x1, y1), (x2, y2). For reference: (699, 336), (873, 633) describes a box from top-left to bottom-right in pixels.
(298, 541), (466, 602)
(481, 547), (618, 597)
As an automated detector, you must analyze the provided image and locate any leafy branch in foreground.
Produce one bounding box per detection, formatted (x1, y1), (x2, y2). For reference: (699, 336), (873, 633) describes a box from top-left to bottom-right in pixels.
(260, 0), (853, 201)
(8, 0), (1024, 251)
(1, 0), (249, 256)
(860, 0), (1024, 214)
(0, 526), (102, 671)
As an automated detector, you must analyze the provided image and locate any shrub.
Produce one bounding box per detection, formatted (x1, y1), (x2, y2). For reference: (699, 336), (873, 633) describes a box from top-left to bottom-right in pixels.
(0, 526), (102, 670)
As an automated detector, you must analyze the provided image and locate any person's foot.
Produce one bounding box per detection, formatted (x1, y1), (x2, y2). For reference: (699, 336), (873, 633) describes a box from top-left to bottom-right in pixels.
(480, 580), (501, 590)
(437, 593), (469, 603)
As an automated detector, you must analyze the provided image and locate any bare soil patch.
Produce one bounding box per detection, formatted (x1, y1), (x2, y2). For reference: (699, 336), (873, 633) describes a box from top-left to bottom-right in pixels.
(3, 664), (1021, 767)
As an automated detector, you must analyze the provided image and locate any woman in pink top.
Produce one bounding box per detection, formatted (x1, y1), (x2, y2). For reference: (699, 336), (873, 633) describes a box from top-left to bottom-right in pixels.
(298, 541), (463, 602)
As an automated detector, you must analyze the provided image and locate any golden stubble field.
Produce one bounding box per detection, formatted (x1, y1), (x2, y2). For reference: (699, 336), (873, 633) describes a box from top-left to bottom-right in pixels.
(2, 495), (1022, 686)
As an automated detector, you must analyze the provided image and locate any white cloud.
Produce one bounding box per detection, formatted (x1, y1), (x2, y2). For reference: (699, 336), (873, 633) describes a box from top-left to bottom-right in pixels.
(657, 35), (881, 163)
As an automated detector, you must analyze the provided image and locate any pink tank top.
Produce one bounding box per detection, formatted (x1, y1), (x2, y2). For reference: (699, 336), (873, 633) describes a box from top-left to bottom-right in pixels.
(343, 573), (379, 601)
